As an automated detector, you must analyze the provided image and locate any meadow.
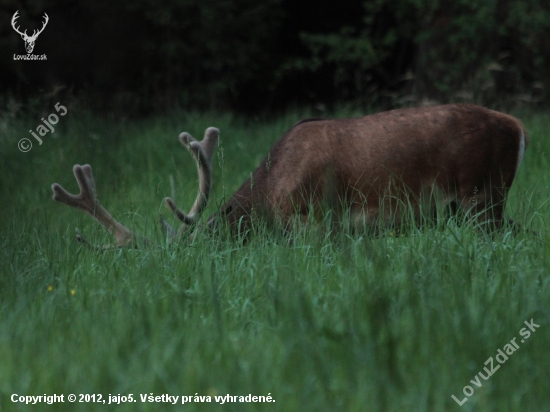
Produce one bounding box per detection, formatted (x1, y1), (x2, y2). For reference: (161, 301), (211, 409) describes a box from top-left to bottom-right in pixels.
(0, 106), (549, 411)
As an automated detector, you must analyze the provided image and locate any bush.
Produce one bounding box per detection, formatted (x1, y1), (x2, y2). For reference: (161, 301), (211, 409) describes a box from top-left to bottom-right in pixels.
(3, 0), (550, 112)
(290, 0), (550, 107)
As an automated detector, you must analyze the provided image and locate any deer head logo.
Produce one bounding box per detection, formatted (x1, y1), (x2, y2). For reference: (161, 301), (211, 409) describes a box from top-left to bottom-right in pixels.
(11, 11), (49, 54)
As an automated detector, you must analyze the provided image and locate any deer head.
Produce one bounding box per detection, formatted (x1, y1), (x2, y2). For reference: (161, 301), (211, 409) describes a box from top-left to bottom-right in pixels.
(12, 11), (49, 54)
(51, 104), (528, 249)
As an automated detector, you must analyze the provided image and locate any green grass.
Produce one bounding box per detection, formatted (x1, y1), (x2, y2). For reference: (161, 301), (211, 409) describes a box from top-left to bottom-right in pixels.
(0, 107), (549, 411)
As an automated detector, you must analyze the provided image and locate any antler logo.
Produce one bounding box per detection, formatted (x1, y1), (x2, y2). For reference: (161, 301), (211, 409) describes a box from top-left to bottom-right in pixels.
(11, 10), (49, 54)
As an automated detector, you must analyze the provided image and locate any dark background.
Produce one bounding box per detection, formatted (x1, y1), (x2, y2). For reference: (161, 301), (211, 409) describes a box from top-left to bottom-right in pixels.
(1, 0), (550, 116)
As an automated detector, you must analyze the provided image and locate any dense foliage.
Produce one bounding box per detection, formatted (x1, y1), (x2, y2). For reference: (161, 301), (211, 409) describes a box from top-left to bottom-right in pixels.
(2, 0), (550, 112)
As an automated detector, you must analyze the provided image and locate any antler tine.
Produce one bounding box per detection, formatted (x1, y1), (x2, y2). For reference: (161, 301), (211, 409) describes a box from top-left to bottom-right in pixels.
(11, 11), (26, 36)
(164, 127), (219, 227)
(196, 126), (219, 162)
(52, 164), (134, 248)
(52, 164), (96, 211)
(32, 13), (49, 38)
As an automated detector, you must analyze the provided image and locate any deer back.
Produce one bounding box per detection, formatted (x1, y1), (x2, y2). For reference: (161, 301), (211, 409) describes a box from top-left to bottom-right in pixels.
(216, 104), (527, 230)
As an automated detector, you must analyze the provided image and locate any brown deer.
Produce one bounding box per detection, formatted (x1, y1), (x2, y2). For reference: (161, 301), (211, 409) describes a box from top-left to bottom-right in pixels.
(51, 104), (528, 248)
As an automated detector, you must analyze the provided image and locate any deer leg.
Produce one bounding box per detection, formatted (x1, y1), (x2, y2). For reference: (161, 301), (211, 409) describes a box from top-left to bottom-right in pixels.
(52, 164), (140, 248)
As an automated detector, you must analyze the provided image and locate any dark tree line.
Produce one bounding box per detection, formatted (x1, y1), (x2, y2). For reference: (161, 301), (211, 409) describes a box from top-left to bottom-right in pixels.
(1, 0), (550, 115)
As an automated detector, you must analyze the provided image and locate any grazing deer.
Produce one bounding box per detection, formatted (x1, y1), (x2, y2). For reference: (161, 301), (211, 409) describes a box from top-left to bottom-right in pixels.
(52, 104), (528, 248)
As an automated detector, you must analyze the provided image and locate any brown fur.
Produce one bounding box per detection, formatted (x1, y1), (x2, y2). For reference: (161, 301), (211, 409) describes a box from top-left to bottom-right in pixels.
(213, 104), (527, 233)
(52, 104), (528, 247)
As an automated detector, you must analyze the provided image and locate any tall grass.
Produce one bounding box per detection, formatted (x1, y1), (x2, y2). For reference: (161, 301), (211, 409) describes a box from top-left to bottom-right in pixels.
(0, 107), (549, 411)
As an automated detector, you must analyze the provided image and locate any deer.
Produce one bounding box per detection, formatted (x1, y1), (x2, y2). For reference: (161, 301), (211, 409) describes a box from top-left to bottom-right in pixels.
(11, 11), (49, 54)
(51, 104), (528, 249)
